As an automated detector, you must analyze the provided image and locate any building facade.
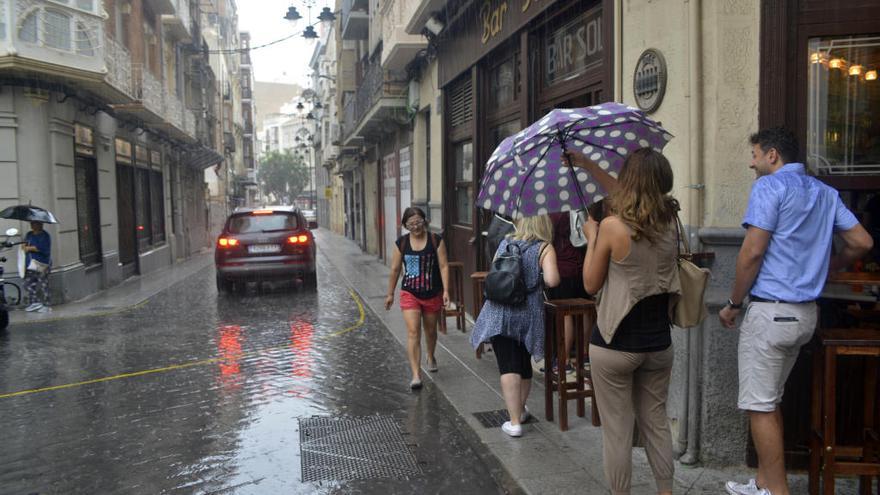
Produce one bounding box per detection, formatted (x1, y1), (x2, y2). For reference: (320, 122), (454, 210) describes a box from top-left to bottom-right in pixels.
(324, 0), (880, 469)
(238, 31), (257, 206)
(0, 0), (228, 303)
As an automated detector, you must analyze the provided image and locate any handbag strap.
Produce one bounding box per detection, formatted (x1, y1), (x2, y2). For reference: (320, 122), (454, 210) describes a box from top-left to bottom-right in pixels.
(674, 213), (692, 259)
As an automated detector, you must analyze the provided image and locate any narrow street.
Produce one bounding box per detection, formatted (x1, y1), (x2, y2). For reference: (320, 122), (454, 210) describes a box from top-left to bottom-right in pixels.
(0, 252), (510, 494)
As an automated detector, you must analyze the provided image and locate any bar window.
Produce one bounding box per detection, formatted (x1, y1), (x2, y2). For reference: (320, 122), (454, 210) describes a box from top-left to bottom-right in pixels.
(807, 35), (880, 175)
(453, 141), (474, 225)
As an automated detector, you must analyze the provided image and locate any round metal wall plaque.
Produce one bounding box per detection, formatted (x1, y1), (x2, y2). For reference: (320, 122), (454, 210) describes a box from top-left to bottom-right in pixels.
(633, 49), (667, 113)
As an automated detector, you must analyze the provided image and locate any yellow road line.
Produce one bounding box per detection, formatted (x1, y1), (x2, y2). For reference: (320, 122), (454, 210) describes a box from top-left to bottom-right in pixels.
(327, 289), (366, 337)
(0, 289), (367, 400)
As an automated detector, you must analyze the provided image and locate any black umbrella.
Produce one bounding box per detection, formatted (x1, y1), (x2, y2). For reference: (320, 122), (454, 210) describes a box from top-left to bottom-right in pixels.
(0, 205), (59, 224)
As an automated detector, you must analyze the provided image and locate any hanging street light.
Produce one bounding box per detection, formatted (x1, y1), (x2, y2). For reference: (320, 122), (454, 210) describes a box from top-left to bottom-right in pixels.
(317, 7), (336, 22)
(302, 25), (318, 39)
(284, 6), (301, 21)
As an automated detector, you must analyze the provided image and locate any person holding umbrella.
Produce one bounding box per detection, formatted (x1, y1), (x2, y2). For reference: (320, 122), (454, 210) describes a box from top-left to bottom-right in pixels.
(0, 205), (58, 313)
(23, 221), (51, 312)
(575, 147), (680, 495)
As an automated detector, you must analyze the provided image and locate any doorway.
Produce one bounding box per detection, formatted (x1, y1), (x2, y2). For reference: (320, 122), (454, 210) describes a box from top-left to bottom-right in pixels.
(116, 163), (138, 278)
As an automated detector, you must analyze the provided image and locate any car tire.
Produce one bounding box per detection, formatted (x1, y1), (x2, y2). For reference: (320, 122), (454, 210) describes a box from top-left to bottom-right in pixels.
(0, 309), (8, 330)
(303, 272), (317, 289)
(216, 276), (234, 294)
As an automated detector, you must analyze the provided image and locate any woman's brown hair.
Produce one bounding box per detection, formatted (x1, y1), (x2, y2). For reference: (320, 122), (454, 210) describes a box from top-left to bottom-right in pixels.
(608, 148), (678, 243)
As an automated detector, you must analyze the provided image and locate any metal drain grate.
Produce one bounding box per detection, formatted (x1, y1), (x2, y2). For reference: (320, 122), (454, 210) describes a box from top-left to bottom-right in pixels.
(472, 409), (538, 428)
(299, 415), (422, 482)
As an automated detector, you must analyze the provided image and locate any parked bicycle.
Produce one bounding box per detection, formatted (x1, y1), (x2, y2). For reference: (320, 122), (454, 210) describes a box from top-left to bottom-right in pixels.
(1, 227), (23, 330)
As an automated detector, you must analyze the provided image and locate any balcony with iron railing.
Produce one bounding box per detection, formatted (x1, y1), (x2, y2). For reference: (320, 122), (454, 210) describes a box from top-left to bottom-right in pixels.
(162, 0), (192, 41)
(104, 34), (133, 99)
(341, 0), (368, 40)
(131, 63), (165, 119)
(342, 62), (408, 146)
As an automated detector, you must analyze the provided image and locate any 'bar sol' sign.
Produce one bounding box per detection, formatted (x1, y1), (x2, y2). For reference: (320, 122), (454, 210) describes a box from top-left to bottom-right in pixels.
(545, 7), (603, 85)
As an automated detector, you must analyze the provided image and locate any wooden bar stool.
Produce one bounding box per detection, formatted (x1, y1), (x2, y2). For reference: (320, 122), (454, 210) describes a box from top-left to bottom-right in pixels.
(809, 328), (880, 495)
(471, 271), (488, 359)
(543, 298), (601, 431)
(440, 261), (466, 333)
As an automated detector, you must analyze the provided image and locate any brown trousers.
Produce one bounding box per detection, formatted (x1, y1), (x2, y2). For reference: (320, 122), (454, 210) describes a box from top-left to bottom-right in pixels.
(589, 344), (675, 494)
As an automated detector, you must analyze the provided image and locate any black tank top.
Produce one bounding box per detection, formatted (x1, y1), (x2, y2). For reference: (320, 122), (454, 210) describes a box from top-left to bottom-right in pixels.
(396, 233), (443, 299)
(591, 293), (671, 352)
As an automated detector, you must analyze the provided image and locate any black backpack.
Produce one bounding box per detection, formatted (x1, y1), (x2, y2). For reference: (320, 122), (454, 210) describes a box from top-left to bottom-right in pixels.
(484, 241), (538, 306)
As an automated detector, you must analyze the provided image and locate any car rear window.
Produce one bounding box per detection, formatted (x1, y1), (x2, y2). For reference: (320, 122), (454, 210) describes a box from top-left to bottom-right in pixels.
(227, 213), (300, 234)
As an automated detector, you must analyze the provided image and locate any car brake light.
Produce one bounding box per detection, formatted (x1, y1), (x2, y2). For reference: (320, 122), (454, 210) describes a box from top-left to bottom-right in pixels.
(252, 209), (274, 215)
(218, 237), (239, 247)
(287, 235), (309, 244)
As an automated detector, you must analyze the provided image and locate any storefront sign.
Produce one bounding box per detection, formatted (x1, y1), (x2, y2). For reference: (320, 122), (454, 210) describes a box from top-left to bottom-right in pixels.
(545, 7), (604, 86)
(481, 0), (547, 44)
(439, 0), (558, 87)
(633, 49), (667, 113)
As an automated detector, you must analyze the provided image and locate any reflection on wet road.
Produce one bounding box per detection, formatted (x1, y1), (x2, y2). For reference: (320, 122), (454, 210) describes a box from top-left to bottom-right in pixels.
(0, 255), (506, 494)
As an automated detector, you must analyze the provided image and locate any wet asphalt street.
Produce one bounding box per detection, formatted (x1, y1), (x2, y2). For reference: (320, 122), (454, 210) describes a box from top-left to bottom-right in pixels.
(0, 254), (509, 494)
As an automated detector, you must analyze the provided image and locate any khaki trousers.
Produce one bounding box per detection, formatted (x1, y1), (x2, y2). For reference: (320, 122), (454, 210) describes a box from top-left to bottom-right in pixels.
(589, 344), (675, 494)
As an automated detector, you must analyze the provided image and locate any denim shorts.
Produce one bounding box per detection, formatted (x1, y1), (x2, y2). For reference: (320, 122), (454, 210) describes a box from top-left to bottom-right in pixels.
(737, 301), (817, 412)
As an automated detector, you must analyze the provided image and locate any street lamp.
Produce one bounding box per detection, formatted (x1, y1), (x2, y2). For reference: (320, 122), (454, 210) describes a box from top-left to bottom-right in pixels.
(284, 2), (337, 40)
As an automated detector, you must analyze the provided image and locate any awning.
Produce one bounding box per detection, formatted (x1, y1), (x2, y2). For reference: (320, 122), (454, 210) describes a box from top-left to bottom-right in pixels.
(185, 146), (225, 170)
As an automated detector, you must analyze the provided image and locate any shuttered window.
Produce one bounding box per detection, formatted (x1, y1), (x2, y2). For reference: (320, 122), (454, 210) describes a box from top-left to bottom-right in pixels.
(448, 75), (473, 130)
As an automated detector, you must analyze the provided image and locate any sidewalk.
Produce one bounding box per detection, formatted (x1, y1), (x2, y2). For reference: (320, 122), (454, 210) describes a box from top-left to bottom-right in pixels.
(315, 229), (856, 495)
(9, 251), (213, 326)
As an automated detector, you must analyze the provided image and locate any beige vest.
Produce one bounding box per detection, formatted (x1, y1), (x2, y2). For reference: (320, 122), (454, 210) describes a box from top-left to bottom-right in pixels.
(596, 223), (681, 344)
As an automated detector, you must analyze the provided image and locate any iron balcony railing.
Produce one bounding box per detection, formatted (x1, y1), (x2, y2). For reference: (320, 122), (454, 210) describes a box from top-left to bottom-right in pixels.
(131, 63), (164, 116)
(164, 92), (184, 131)
(184, 109), (196, 138)
(343, 63), (407, 140)
(104, 35), (133, 98)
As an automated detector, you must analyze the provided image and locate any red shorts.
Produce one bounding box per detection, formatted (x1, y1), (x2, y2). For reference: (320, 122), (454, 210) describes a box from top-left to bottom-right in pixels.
(399, 291), (444, 313)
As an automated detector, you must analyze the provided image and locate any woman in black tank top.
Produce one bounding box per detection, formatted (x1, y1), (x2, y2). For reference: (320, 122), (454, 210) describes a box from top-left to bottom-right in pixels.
(384, 207), (450, 389)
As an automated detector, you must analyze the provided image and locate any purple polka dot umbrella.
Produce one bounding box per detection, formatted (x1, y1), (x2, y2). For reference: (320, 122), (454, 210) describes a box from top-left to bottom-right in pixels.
(477, 102), (674, 218)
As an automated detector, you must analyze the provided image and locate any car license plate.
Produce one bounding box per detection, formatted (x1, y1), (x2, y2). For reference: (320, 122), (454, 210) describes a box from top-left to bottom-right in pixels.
(248, 244), (280, 254)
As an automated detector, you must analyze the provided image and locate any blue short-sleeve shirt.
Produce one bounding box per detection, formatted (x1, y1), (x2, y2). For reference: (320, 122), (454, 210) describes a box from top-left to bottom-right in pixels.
(743, 163), (858, 302)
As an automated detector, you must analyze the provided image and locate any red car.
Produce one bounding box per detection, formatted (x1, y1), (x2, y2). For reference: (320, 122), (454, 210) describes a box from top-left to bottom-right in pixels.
(215, 206), (317, 291)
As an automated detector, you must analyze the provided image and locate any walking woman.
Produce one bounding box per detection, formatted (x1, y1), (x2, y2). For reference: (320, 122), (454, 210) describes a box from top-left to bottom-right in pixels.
(385, 207), (450, 389)
(470, 215), (560, 437)
(574, 148), (681, 495)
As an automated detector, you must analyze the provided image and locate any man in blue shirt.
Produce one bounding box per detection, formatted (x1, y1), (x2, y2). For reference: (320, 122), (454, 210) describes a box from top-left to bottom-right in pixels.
(24, 221), (52, 312)
(720, 128), (872, 495)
